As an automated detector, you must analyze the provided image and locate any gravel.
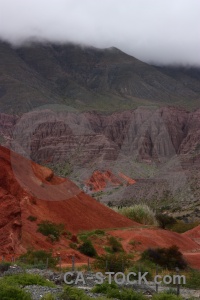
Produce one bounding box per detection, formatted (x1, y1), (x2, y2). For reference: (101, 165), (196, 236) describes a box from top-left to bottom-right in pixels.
(24, 285), (62, 300)
(1, 267), (200, 299)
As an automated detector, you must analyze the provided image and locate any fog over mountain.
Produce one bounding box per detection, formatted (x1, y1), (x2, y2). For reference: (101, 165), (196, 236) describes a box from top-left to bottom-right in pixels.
(0, 0), (200, 65)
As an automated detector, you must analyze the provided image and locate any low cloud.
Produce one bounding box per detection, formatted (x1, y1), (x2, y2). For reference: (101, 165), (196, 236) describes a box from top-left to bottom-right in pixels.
(0, 0), (200, 65)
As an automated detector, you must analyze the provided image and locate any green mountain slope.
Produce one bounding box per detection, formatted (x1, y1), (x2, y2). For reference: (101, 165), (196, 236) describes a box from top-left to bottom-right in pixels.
(0, 41), (200, 114)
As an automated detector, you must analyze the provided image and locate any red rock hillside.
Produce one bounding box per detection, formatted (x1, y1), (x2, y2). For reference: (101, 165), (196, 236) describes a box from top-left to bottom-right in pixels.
(0, 146), (137, 256)
(86, 170), (136, 192)
(109, 227), (200, 270)
(182, 225), (200, 268)
(183, 224), (200, 242)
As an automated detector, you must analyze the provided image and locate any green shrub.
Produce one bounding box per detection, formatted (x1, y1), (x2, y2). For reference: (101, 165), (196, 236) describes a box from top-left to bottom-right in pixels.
(141, 245), (187, 270)
(78, 240), (97, 257)
(107, 236), (124, 253)
(156, 214), (177, 229)
(2, 273), (55, 287)
(128, 263), (153, 281)
(93, 229), (105, 236)
(27, 215), (37, 222)
(37, 220), (64, 241)
(59, 286), (90, 300)
(93, 280), (147, 300)
(0, 261), (11, 272)
(41, 293), (56, 300)
(104, 246), (113, 253)
(107, 201), (113, 207)
(165, 288), (178, 295)
(112, 288), (146, 300)
(69, 242), (78, 250)
(94, 253), (133, 272)
(185, 270), (200, 289)
(115, 204), (157, 225)
(170, 221), (199, 233)
(92, 280), (118, 294)
(129, 239), (142, 249)
(19, 249), (58, 268)
(29, 262), (47, 269)
(0, 282), (31, 300)
(78, 234), (88, 242)
(78, 229), (105, 242)
(152, 292), (183, 300)
(63, 230), (72, 239)
(103, 287), (120, 299)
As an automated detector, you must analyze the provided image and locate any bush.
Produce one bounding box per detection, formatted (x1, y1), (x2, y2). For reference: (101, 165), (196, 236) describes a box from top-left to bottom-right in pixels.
(115, 204), (157, 225)
(94, 253), (133, 272)
(185, 270), (200, 289)
(27, 215), (37, 222)
(156, 214), (176, 229)
(78, 234), (88, 242)
(63, 230), (72, 239)
(92, 280), (118, 294)
(141, 245), (187, 270)
(0, 261), (11, 273)
(0, 282), (31, 300)
(93, 281), (147, 300)
(109, 288), (146, 300)
(93, 229), (105, 236)
(69, 242), (78, 250)
(78, 240), (97, 257)
(60, 286), (109, 300)
(165, 289), (178, 295)
(71, 235), (79, 243)
(2, 273), (55, 287)
(37, 221), (64, 241)
(78, 230), (105, 242)
(19, 249), (58, 268)
(170, 221), (199, 233)
(129, 239), (142, 249)
(59, 286), (90, 300)
(45, 161), (72, 177)
(41, 294), (56, 300)
(107, 236), (124, 253)
(128, 263), (153, 281)
(152, 292), (183, 300)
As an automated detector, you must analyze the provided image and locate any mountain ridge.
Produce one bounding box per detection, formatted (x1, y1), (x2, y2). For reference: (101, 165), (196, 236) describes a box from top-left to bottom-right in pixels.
(0, 41), (200, 114)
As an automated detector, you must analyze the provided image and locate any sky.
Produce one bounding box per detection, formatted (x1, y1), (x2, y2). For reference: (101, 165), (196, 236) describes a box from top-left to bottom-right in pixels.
(0, 0), (200, 65)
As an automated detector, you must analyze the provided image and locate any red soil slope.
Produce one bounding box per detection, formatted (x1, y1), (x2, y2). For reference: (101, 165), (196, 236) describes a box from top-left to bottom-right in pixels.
(183, 253), (200, 269)
(108, 228), (200, 269)
(183, 225), (200, 248)
(181, 225), (200, 268)
(183, 225), (200, 239)
(1, 145), (199, 269)
(109, 228), (199, 252)
(0, 146), (137, 256)
(86, 170), (136, 192)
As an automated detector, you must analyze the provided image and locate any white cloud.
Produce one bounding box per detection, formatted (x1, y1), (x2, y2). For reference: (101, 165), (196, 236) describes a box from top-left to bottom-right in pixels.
(0, 0), (200, 65)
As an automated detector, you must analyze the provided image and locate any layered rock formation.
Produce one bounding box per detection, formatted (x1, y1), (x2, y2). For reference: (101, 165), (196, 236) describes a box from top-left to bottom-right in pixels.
(0, 106), (199, 211)
(0, 106), (199, 164)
